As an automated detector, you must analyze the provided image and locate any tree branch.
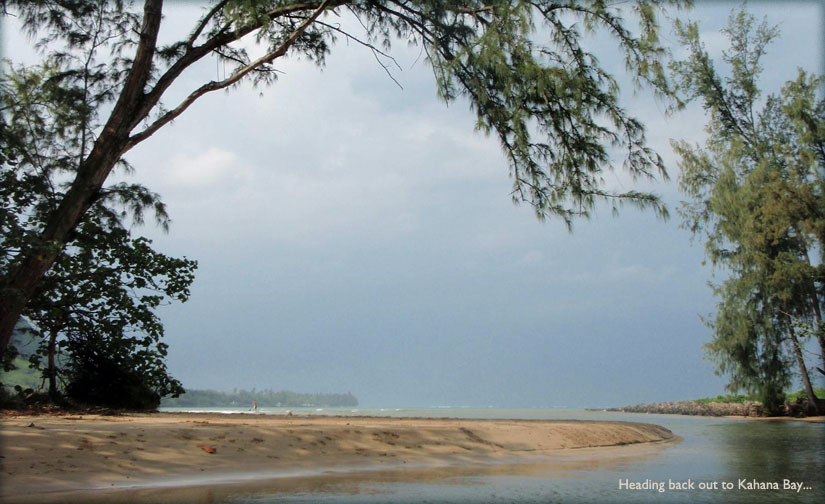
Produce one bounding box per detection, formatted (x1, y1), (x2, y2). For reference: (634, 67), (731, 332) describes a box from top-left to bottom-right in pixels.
(126, 0), (333, 150)
(128, 0), (350, 136)
(94, 0), (163, 143)
(186, 0), (231, 48)
(313, 18), (403, 89)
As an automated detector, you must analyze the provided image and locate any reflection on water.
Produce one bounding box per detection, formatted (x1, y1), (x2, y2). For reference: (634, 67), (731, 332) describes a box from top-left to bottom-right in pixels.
(38, 409), (825, 504)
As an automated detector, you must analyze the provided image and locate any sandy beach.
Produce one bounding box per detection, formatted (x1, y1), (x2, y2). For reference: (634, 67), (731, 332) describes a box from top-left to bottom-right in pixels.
(723, 415), (825, 423)
(0, 412), (676, 502)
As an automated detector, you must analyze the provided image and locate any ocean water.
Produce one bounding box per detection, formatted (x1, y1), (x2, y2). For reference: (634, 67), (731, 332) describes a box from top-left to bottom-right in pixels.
(153, 407), (825, 504)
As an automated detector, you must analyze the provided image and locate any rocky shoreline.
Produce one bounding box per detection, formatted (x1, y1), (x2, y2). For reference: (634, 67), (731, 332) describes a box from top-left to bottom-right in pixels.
(604, 396), (824, 418)
(607, 401), (762, 416)
(604, 400), (763, 417)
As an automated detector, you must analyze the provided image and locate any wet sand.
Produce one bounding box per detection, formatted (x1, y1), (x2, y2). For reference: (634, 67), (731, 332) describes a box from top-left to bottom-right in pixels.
(0, 412), (677, 503)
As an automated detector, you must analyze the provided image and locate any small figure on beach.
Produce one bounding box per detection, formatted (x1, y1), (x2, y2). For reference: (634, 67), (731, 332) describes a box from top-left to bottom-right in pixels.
(251, 400), (258, 412)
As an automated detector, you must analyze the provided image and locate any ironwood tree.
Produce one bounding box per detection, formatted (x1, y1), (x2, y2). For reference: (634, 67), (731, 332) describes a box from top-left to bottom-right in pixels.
(0, 0), (688, 356)
(672, 8), (825, 413)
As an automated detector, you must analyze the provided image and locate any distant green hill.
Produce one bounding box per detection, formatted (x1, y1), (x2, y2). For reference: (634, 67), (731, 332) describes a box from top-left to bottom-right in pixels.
(9, 319), (41, 357)
(0, 357), (42, 390)
(162, 388), (358, 408)
(1, 320), (45, 391)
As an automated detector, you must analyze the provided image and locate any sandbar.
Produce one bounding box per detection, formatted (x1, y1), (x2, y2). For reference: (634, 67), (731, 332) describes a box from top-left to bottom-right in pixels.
(0, 412), (676, 503)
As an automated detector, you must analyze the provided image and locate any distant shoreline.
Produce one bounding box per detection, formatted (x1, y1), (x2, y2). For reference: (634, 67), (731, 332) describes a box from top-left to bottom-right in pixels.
(159, 388), (358, 409)
(0, 412), (676, 503)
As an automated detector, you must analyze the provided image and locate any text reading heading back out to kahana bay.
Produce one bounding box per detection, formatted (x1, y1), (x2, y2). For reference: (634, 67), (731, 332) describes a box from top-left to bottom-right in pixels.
(619, 478), (812, 494)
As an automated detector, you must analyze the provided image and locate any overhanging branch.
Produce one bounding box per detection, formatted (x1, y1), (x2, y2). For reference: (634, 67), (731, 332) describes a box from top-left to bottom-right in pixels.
(125, 0), (334, 151)
(313, 18), (404, 89)
(129, 0), (351, 135)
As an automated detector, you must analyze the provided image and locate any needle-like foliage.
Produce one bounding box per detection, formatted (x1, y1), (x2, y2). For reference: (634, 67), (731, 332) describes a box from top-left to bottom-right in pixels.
(672, 7), (825, 413)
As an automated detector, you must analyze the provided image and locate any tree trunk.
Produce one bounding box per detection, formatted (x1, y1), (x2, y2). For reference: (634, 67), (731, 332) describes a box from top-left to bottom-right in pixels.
(0, 0), (165, 360)
(801, 246), (825, 372)
(0, 0), (339, 359)
(787, 323), (820, 415)
(47, 328), (58, 399)
(0, 129), (131, 360)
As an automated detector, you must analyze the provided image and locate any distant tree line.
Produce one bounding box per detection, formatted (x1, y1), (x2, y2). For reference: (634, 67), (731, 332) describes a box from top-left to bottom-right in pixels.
(161, 388), (358, 408)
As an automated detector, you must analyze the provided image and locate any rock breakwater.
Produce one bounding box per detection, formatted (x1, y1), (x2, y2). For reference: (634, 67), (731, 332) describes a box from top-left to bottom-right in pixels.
(606, 401), (763, 417)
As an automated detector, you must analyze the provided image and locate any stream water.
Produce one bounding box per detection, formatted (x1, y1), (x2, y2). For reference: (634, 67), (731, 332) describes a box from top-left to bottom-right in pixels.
(154, 407), (824, 504)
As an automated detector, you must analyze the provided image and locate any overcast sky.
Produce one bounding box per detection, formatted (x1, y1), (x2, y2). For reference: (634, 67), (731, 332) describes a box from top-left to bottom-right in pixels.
(3, 1), (824, 408)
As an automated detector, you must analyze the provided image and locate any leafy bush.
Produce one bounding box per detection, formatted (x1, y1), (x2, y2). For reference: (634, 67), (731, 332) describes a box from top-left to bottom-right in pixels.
(785, 388), (825, 403)
(64, 335), (183, 410)
(0, 384), (54, 409)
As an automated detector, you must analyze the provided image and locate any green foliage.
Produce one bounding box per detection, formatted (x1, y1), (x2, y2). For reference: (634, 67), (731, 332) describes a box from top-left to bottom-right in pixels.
(64, 335), (166, 410)
(23, 218), (195, 405)
(1, 0), (684, 229)
(786, 388), (825, 404)
(355, 0), (686, 225)
(693, 393), (755, 404)
(672, 6), (825, 412)
(1, 52), (195, 409)
(0, 385), (54, 409)
(162, 388), (358, 408)
(1, 344), (20, 373)
(0, 356), (42, 390)
(693, 388), (825, 406)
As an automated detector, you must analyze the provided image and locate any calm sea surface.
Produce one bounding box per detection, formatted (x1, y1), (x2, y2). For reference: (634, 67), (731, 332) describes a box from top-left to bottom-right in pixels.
(157, 407), (825, 504)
